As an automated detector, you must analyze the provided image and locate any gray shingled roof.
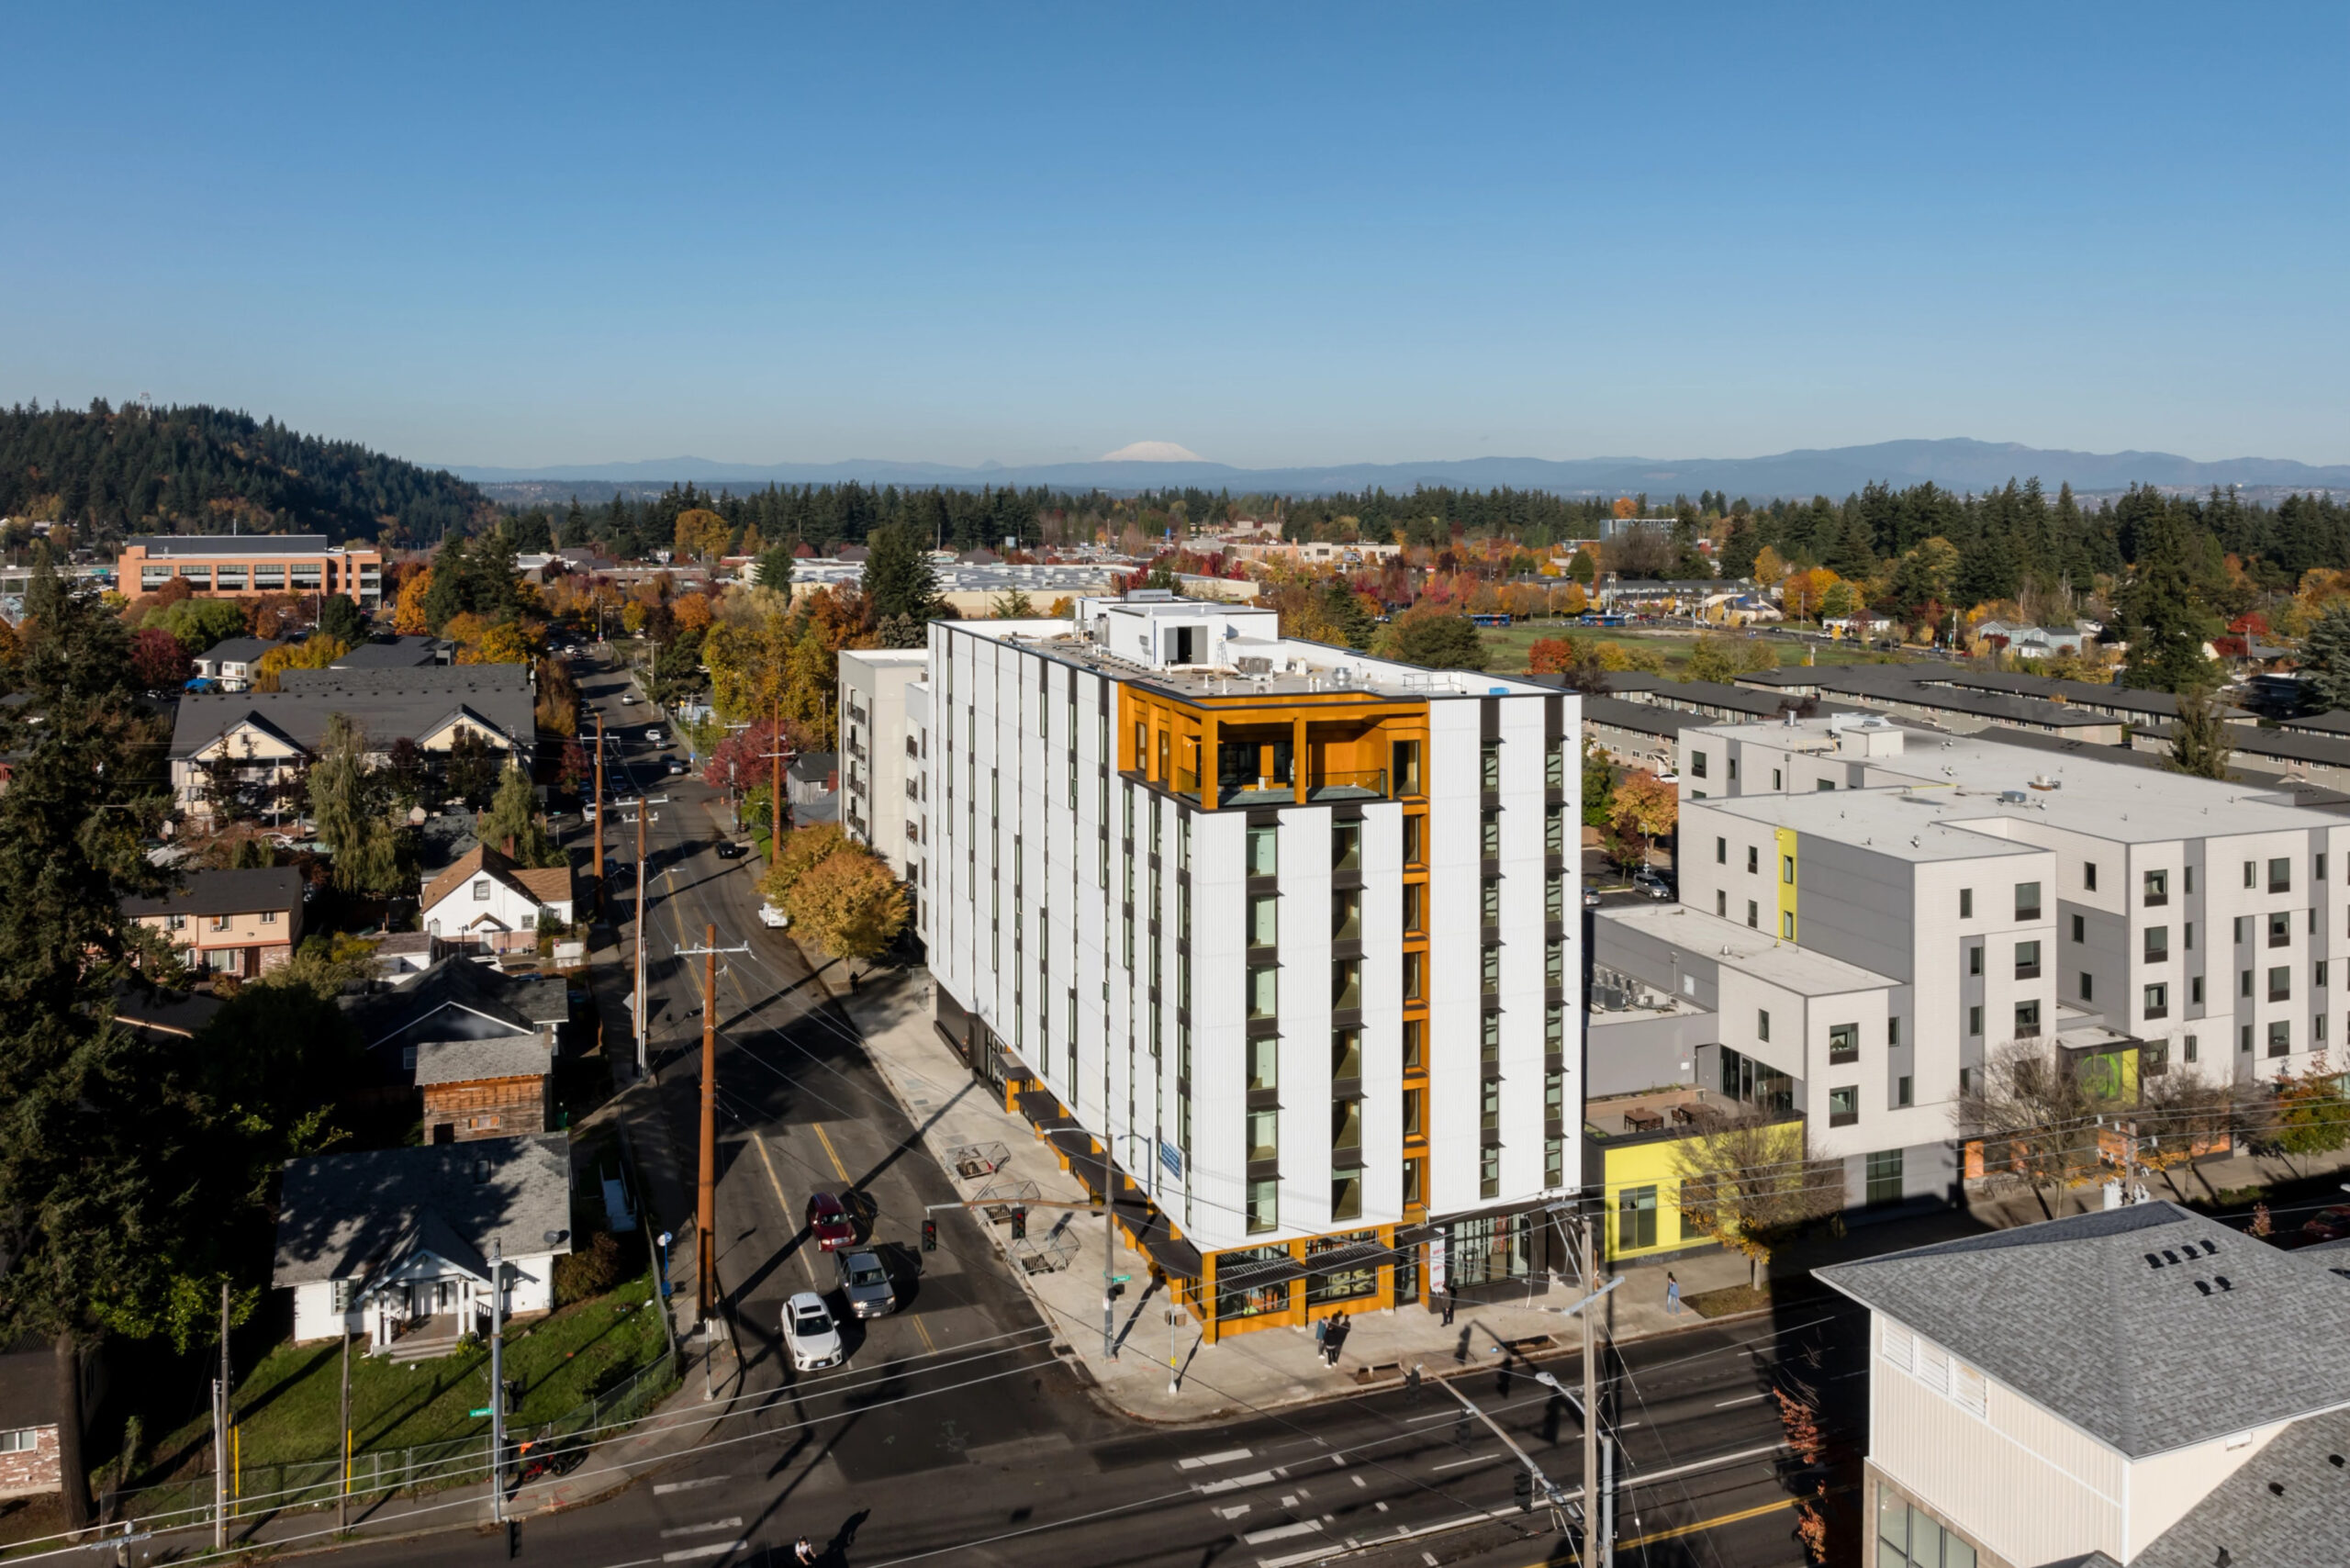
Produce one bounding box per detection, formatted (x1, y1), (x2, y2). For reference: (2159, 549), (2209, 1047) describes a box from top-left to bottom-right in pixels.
(197, 636), (285, 666)
(1816, 1203), (2350, 1458)
(171, 666), (533, 759)
(330, 637), (443, 670)
(2131, 1409), (2350, 1567)
(341, 957), (567, 1048)
(414, 1036), (551, 1087)
(121, 866), (305, 919)
(272, 1134), (571, 1286)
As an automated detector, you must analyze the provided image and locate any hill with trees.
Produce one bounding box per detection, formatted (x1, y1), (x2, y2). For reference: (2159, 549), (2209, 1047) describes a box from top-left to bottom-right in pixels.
(0, 400), (487, 549)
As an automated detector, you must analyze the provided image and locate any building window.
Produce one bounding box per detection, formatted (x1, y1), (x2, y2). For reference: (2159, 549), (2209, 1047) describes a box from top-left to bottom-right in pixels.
(1968, 946), (1982, 977)
(1865, 1148), (1904, 1204)
(1617, 1186), (1659, 1250)
(1829, 1023), (1859, 1064)
(1717, 890), (1729, 917)
(2321, 960), (2333, 990)
(2185, 1035), (2199, 1064)
(1889, 1017), (1901, 1047)
(1248, 894), (1278, 949)
(2072, 913), (2085, 943)
(1878, 1495), (1981, 1568)
(1332, 821), (1361, 871)
(1482, 879), (1501, 925)
(1716, 836), (1727, 864)
(1691, 751), (1708, 779)
(1404, 1017), (1424, 1069)
(2144, 868), (2168, 906)
(1247, 823), (1277, 877)
(1246, 1110), (1279, 1165)
(2143, 927), (2168, 964)
(2014, 940), (2040, 979)
(1402, 1085), (1423, 1138)
(1404, 950), (1424, 1002)
(1959, 887), (1973, 919)
(2271, 966), (2292, 1002)
(1782, 855), (1795, 885)
(1332, 958), (1362, 1010)
(1248, 966), (1278, 1019)
(474, 879), (491, 902)
(1482, 946), (1500, 995)
(1403, 1158), (1424, 1206)
(1332, 1028), (1360, 1081)
(2015, 1000), (2041, 1037)
(1248, 1036), (1278, 1092)
(1481, 1078), (1501, 1131)
(1746, 900), (1758, 929)
(2269, 1020), (2293, 1058)
(1481, 811), (1500, 859)
(2271, 857), (2292, 894)
(1747, 846), (1758, 874)
(1482, 741), (1502, 791)
(2191, 975), (2204, 1004)
(0, 1428), (39, 1454)
(1330, 1171), (1363, 1222)
(1757, 1008), (1771, 1042)
(1772, 768), (1782, 790)
(1246, 1180), (1277, 1234)
(1479, 1147), (1500, 1200)
(1829, 1087), (1859, 1127)
(2271, 912), (2292, 948)
(1967, 1004), (1982, 1036)
(1782, 911), (1796, 940)
(1545, 1137), (1563, 1187)
(2143, 983), (2168, 1021)
(2244, 859), (2256, 889)
(1895, 1075), (1913, 1108)
(261, 910), (278, 925)
(2014, 881), (2041, 922)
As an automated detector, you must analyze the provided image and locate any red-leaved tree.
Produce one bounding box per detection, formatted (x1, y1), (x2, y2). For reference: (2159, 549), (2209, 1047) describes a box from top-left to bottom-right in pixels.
(129, 625), (192, 689)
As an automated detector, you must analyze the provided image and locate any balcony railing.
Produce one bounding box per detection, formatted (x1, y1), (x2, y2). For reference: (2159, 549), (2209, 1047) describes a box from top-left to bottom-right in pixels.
(1164, 767), (1388, 807)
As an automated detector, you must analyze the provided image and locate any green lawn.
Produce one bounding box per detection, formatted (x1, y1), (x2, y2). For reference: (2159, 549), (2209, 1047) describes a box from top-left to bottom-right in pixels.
(1475, 621), (1919, 677)
(161, 1272), (666, 1473)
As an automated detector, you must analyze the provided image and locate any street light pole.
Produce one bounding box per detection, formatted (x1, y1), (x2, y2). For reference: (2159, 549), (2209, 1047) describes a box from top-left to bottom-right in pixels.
(488, 1239), (505, 1526)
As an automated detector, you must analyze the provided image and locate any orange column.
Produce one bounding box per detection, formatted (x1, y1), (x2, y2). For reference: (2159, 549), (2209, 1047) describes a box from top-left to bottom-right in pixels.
(1200, 715), (1218, 811)
(1292, 715), (1309, 804)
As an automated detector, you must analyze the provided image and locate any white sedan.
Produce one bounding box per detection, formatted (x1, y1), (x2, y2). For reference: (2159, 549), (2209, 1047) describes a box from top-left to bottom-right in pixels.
(781, 1291), (844, 1372)
(758, 902), (789, 929)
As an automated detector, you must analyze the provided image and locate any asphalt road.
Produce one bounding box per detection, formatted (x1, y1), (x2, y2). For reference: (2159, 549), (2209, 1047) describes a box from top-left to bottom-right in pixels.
(296, 651), (1862, 1568)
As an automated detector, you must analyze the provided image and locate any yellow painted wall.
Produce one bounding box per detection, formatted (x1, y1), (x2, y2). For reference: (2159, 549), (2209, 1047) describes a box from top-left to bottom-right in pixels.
(1774, 825), (1799, 941)
(1597, 1120), (1807, 1262)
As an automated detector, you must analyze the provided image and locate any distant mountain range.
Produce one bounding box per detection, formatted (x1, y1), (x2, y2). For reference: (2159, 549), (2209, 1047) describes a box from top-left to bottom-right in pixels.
(451, 439), (2350, 500)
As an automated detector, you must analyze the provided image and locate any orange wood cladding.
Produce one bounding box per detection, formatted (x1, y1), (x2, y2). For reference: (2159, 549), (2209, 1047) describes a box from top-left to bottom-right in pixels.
(1115, 688), (1429, 809)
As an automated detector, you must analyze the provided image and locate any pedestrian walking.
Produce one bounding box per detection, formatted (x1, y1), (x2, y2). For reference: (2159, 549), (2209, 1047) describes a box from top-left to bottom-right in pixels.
(1313, 1316), (1329, 1361)
(1440, 1288), (1456, 1327)
(1325, 1312), (1346, 1366)
(1666, 1271), (1681, 1316)
(793, 1538), (819, 1566)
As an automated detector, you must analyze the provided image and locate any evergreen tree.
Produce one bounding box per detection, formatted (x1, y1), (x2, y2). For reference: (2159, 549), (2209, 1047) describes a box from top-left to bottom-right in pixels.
(754, 544), (796, 591)
(2167, 684), (2232, 780)
(1320, 577), (1377, 651)
(477, 763), (560, 868)
(2300, 601), (2350, 712)
(316, 592), (367, 645)
(2118, 512), (2221, 693)
(1386, 611), (1488, 670)
(308, 713), (403, 894)
(862, 523), (942, 626)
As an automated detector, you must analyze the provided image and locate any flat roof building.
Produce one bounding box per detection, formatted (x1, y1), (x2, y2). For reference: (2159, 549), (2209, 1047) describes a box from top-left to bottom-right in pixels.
(120, 534), (386, 608)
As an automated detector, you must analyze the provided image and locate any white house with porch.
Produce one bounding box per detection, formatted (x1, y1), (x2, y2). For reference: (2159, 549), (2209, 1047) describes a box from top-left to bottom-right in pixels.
(273, 1134), (572, 1358)
(418, 846), (576, 955)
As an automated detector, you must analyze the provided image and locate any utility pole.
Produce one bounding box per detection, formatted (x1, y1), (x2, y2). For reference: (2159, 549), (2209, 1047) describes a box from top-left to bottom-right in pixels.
(213, 1281), (229, 1551)
(1582, 1217), (1601, 1568)
(618, 795), (668, 1074)
(488, 1239), (505, 1526)
(1428, 1372), (1571, 1528)
(765, 699), (790, 861)
(675, 925), (750, 1324)
(592, 711), (606, 889)
(338, 1328), (352, 1532)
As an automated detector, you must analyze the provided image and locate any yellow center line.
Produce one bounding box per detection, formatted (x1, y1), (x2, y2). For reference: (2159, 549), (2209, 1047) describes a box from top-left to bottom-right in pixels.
(909, 1313), (937, 1354)
(1517, 1486), (1846, 1564)
(752, 1132), (821, 1290)
(811, 1121), (851, 1183)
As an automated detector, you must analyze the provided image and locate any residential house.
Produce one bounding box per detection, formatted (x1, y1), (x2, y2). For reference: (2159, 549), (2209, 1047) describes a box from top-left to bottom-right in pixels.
(169, 665), (534, 819)
(1817, 1202), (2350, 1567)
(330, 635), (445, 670)
(418, 1037), (554, 1144)
(0, 1343), (63, 1499)
(272, 1134), (573, 1357)
(190, 636), (285, 691)
(340, 953), (568, 1083)
(122, 866), (307, 979)
(418, 846), (576, 955)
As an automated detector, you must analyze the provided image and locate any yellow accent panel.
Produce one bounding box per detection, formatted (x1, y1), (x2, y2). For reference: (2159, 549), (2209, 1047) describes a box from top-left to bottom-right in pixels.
(1596, 1121), (1807, 1261)
(1774, 825), (1799, 942)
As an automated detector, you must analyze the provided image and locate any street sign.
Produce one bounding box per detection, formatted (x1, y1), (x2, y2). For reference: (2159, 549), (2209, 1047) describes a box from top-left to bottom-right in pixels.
(469, 1406), (494, 1418)
(1109, 1274), (1132, 1283)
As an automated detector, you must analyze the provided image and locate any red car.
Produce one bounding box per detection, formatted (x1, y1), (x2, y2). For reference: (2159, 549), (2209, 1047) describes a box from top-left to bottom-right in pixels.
(805, 1193), (856, 1251)
(2300, 1205), (2350, 1243)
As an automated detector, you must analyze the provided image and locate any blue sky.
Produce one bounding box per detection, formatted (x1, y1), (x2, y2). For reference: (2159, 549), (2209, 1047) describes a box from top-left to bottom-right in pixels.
(3, 4), (2344, 471)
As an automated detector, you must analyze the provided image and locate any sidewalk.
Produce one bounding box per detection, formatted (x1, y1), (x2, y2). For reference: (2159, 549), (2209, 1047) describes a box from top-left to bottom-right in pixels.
(837, 966), (1753, 1426)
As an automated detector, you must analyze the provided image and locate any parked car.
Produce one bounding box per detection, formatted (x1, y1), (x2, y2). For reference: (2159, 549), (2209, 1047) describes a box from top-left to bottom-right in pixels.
(714, 841), (747, 859)
(805, 1192), (856, 1250)
(780, 1292), (844, 1372)
(620, 693), (637, 705)
(1632, 869), (1673, 901)
(1582, 885), (1603, 909)
(665, 756), (686, 775)
(758, 902), (789, 928)
(644, 727), (664, 745)
(2302, 1205), (2350, 1242)
(834, 1249), (895, 1318)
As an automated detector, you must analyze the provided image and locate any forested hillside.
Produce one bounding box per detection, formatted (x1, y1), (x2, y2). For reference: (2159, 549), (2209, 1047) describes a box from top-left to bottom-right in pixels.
(0, 401), (487, 548)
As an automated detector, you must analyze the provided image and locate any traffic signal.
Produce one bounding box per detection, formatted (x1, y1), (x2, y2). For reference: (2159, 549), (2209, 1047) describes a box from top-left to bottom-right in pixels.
(923, 1218), (938, 1252)
(1513, 1469), (1533, 1509)
(1011, 1207), (1027, 1240)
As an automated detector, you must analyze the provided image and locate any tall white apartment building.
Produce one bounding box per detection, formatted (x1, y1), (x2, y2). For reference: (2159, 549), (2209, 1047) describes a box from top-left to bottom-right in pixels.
(1593, 713), (2350, 1226)
(837, 648), (926, 892)
(912, 594), (1581, 1339)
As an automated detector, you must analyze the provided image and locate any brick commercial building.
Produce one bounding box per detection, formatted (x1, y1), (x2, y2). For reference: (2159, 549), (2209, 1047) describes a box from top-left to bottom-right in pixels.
(119, 534), (385, 608)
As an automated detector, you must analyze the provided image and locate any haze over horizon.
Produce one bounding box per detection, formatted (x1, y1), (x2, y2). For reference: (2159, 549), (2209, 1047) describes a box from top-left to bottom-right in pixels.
(4, 4), (2344, 472)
